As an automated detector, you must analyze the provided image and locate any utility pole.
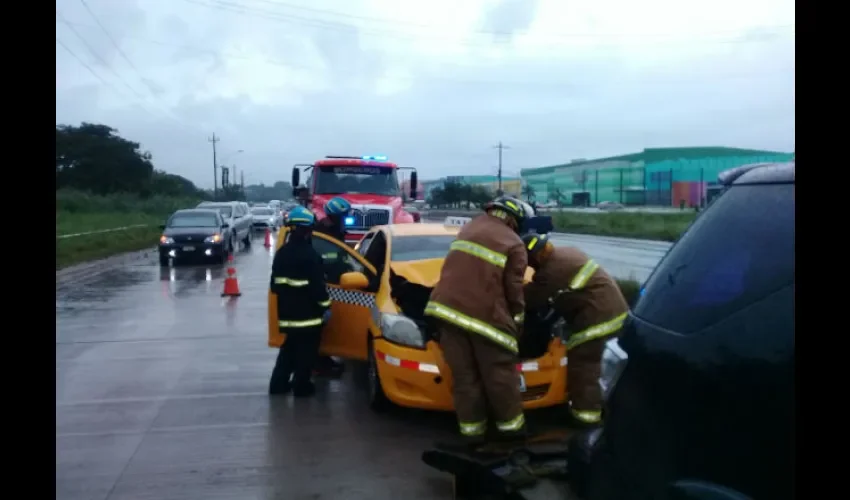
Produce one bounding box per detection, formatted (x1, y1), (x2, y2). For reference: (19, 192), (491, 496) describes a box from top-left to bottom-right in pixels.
(241, 171), (245, 197)
(493, 141), (510, 195)
(209, 133), (219, 200)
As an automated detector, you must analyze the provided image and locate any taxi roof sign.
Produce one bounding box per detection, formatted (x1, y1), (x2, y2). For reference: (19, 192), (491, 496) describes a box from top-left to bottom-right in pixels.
(362, 155), (388, 161)
(444, 216), (472, 227)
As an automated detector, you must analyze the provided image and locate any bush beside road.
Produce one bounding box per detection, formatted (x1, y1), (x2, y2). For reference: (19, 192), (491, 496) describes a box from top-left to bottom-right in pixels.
(426, 209), (696, 242)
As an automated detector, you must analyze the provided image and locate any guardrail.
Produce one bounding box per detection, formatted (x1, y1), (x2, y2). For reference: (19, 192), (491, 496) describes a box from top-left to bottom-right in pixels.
(56, 224), (151, 239)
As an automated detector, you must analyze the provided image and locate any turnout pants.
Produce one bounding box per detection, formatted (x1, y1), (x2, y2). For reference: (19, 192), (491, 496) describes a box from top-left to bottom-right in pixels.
(566, 336), (608, 424)
(269, 326), (322, 393)
(439, 324), (525, 438)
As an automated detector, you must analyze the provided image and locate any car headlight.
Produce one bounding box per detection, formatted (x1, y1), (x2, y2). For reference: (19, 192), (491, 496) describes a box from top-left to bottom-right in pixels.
(160, 235), (174, 244)
(205, 234), (223, 243)
(380, 313), (426, 349)
(599, 338), (628, 399)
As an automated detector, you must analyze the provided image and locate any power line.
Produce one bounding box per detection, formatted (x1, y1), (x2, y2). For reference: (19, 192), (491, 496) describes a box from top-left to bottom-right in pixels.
(56, 38), (131, 101)
(56, 10), (188, 126)
(61, 19), (795, 89)
(77, 0), (162, 100)
(239, 0), (794, 41)
(181, 0), (794, 49)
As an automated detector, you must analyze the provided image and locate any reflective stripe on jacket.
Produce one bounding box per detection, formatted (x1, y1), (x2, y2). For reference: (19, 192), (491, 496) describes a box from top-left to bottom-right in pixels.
(524, 246), (628, 348)
(270, 238), (331, 330)
(426, 214), (527, 350)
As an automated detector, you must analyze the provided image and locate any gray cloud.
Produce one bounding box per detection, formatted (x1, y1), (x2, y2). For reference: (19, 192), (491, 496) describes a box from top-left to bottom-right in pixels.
(56, 0), (795, 188)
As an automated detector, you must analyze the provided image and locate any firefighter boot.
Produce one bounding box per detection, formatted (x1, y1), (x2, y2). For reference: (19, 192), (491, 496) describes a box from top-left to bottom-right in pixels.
(436, 434), (488, 453)
(566, 407), (603, 430)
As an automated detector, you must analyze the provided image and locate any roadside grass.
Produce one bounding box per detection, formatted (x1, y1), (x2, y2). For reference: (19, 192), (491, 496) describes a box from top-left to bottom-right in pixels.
(56, 223), (163, 269)
(56, 212), (166, 236)
(56, 189), (203, 269)
(57, 188), (200, 215)
(550, 211), (696, 242)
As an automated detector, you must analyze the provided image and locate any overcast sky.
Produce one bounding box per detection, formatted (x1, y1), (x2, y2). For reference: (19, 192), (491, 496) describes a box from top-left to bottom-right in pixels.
(56, 0), (795, 188)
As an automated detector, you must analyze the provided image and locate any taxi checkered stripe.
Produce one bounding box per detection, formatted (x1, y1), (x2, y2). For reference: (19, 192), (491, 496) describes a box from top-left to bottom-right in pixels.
(327, 286), (376, 307)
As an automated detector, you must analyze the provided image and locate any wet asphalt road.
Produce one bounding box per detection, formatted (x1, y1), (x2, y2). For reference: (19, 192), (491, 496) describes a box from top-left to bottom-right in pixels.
(545, 232), (671, 283)
(56, 234), (576, 500)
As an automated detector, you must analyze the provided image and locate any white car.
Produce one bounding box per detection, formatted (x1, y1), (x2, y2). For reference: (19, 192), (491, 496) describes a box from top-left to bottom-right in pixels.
(250, 206), (281, 231)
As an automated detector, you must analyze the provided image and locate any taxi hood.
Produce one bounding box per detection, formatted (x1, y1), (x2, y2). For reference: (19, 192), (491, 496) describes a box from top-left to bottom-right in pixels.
(390, 259), (535, 288)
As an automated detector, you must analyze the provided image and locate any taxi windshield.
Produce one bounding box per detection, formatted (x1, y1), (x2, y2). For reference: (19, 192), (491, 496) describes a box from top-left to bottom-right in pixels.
(391, 235), (456, 262)
(251, 208), (274, 215)
(314, 165), (400, 196)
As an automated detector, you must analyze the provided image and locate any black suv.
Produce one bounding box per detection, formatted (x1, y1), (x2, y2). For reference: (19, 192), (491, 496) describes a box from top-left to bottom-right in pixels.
(575, 162), (795, 500)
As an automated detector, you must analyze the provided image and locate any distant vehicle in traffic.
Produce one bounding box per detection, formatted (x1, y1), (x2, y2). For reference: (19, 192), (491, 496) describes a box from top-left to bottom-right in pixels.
(250, 206), (281, 230)
(596, 201), (625, 211)
(196, 201), (253, 250)
(158, 209), (232, 266)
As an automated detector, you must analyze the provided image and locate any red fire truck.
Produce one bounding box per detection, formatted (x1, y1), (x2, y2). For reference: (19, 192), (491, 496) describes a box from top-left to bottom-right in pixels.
(291, 155), (420, 245)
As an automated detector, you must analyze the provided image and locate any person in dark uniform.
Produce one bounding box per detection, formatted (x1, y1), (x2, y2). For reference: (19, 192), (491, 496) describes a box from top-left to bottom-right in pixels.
(312, 196), (352, 377)
(269, 205), (332, 397)
(314, 196), (351, 243)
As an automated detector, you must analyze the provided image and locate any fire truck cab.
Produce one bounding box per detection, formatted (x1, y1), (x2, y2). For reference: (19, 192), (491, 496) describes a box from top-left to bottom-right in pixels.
(291, 155), (420, 245)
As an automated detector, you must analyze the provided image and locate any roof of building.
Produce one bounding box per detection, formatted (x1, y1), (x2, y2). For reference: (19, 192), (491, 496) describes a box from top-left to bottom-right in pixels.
(521, 147), (793, 176)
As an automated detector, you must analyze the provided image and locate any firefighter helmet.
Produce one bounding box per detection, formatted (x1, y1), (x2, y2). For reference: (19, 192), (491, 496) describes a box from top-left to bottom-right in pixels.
(325, 197), (352, 216)
(286, 206), (315, 227)
(521, 232), (551, 261)
(483, 195), (532, 224)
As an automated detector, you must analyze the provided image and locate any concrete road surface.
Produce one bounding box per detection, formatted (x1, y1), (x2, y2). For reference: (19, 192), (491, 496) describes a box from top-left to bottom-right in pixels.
(56, 237), (577, 500)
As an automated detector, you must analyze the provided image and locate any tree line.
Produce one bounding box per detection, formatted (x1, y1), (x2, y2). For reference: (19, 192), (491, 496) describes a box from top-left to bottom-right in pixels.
(427, 181), (498, 209)
(56, 123), (209, 199)
(56, 122), (294, 203)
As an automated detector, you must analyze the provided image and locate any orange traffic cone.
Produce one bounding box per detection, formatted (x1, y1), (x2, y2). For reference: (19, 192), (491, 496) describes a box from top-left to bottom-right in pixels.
(264, 228), (272, 248)
(221, 254), (242, 297)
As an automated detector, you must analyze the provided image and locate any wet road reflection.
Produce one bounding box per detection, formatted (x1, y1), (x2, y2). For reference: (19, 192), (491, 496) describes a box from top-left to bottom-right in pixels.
(56, 237), (574, 500)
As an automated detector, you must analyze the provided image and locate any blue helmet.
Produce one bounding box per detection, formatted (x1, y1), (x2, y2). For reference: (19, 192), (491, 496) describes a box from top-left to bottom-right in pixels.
(286, 206), (315, 227)
(325, 197), (352, 217)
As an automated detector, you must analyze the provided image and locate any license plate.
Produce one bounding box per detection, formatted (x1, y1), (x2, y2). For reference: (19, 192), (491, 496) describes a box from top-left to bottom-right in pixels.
(182, 246), (195, 251)
(518, 374), (527, 393)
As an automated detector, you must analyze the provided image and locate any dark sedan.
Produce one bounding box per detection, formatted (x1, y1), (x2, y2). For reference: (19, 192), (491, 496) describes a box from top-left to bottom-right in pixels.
(159, 209), (231, 266)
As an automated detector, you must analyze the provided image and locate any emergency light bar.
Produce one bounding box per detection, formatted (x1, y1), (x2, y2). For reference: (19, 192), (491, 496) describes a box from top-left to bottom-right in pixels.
(344, 216), (356, 226)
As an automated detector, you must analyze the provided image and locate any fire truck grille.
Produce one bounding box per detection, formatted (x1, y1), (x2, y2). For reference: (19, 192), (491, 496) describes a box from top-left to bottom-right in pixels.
(350, 208), (391, 228)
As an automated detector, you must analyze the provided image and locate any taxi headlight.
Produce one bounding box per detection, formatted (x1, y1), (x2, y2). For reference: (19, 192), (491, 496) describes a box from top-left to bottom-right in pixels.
(204, 234), (222, 243)
(599, 338), (628, 400)
(160, 235), (174, 244)
(380, 313), (426, 349)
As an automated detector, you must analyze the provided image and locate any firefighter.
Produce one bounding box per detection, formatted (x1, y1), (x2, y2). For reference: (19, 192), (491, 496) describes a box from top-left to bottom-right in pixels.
(425, 196), (533, 446)
(521, 232), (629, 428)
(312, 196), (352, 376)
(268, 205), (332, 398)
(315, 196), (351, 243)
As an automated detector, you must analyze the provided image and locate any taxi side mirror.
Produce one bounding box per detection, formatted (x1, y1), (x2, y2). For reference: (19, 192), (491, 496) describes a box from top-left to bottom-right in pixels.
(340, 271), (369, 290)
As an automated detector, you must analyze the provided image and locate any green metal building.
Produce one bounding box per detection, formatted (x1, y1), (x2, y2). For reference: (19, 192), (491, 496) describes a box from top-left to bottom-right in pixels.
(520, 147), (794, 207)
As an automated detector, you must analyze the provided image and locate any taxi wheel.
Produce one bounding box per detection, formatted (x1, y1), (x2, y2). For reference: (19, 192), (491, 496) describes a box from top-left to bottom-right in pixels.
(367, 339), (392, 412)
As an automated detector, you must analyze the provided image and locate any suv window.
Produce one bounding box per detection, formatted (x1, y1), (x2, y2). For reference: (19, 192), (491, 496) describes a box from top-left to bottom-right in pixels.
(634, 183), (794, 334)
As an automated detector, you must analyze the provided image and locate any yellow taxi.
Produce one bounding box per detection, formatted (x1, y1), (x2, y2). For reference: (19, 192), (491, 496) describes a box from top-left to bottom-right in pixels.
(267, 222), (568, 412)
